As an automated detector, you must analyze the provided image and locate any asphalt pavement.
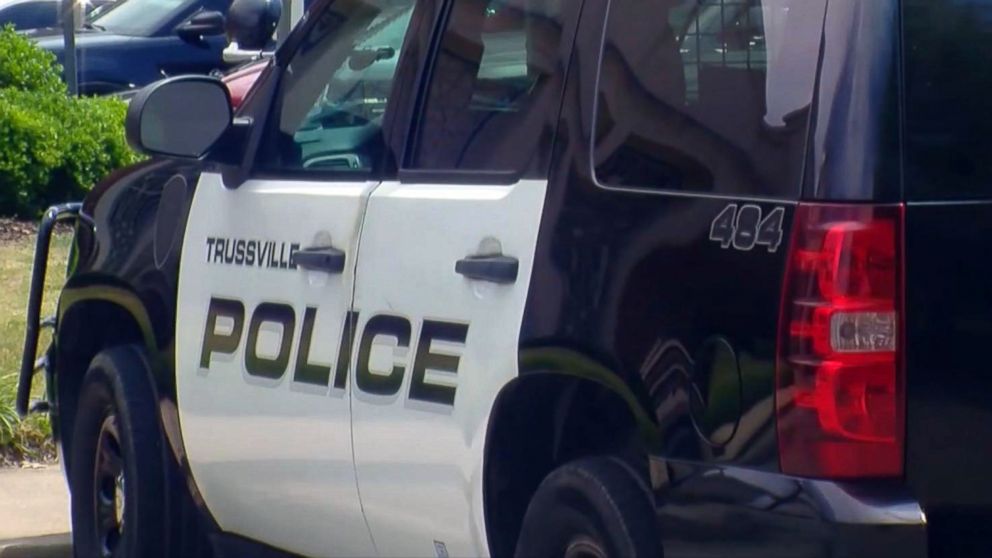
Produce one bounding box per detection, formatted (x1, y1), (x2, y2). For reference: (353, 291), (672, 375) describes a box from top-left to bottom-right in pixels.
(0, 534), (71, 558)
(0, 466), (71, 557)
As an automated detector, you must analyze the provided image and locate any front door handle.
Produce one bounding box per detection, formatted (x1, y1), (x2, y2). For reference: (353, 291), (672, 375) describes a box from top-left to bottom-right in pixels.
(294, 246), (346, 273)
(455, 254), (518, 284)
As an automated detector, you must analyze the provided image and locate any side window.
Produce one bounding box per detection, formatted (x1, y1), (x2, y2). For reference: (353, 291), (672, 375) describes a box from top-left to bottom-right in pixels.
(409, 0), (565, 175)
(0, 3), (58, 29)
(593, 0), (825, 197)
(257, 0), (417, 174)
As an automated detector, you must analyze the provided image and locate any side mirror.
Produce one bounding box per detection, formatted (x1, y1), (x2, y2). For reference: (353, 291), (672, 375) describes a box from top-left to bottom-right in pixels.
(226, 0), (282, 50)
(125, 76), (232, 159)
(176, 10), (226, 41)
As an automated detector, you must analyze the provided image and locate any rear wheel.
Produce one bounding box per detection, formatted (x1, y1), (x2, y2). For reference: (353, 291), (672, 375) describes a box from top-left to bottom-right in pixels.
(514, 456), (661, 558)
(69, 345), (166, 558)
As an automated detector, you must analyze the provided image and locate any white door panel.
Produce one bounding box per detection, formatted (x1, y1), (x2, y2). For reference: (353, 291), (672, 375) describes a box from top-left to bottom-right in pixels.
(351, 179), (549, 557)
(176, 172), (376, 557)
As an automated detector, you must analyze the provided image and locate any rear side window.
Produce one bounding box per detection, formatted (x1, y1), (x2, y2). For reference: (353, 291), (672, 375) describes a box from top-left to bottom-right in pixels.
(903, 0), (992, 200)
(408, 0), (565, 175)
(593, 0), (825, 197)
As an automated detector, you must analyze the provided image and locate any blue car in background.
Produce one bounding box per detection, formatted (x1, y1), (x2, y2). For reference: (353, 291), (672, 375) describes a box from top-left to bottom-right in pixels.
(0, 0), (114, 30)
(23, 0), (230, 95)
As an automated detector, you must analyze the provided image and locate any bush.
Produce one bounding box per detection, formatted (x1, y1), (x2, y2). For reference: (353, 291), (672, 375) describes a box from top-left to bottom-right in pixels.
(0, 26), (142, 217)
(0, 25), (63, 95)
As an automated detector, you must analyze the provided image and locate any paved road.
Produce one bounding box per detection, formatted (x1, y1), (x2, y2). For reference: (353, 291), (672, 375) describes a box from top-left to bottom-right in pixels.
(0, 466), (71, 557)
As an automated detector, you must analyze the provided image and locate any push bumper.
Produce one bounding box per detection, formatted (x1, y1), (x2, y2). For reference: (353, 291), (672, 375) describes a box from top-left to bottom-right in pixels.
(16, 202), (81, 417)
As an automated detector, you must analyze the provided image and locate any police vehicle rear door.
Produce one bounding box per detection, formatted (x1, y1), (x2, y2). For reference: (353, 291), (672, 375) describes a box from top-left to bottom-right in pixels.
(347, 0), (579, 555)
(174, 1), (421, 554)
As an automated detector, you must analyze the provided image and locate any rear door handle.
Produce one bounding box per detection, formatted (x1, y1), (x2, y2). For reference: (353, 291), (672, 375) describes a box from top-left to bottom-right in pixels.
(294, 246), (346, 273)
(455, 254), (519, 284)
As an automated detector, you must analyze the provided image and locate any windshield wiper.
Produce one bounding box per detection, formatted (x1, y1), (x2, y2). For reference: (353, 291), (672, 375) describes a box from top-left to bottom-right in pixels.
(82, 22), (105, 31)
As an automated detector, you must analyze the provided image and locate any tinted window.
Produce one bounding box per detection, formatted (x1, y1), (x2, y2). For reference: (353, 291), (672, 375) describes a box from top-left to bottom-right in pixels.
(258, 0), (416, 174)
(409, 0), (565, 174)
(0, 2), (57, 29)
(904, 0), (992, 200)
(593, 0), (824, 197)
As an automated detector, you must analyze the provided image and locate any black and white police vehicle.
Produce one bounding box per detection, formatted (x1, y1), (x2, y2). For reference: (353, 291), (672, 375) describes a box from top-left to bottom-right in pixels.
(17, 0), (992, 556)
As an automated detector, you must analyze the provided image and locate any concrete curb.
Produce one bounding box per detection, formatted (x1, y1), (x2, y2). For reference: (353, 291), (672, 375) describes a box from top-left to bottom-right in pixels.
(0, 533), (71, 558)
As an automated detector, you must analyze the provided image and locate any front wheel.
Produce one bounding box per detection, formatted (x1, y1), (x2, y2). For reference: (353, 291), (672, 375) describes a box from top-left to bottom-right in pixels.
(514, 456), (662, 558)
(69, 345), (166, 558)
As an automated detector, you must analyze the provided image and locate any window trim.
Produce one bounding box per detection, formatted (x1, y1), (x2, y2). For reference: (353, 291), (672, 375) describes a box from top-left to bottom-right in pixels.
(398, 168), (521, 185)
(251, 169), (379, 183)
(398, 0), (452, 171)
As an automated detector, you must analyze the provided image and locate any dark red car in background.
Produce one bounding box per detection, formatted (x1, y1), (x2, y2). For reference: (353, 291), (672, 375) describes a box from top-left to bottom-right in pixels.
(222, 58), (266, 108)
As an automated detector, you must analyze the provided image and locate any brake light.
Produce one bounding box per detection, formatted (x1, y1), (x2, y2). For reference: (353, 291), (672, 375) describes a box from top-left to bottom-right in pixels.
(776, 204), (904, 478)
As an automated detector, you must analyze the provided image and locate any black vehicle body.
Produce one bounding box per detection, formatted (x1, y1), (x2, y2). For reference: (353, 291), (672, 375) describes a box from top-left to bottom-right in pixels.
(20, 0), (992, 556)
(23, 0), (230, 94)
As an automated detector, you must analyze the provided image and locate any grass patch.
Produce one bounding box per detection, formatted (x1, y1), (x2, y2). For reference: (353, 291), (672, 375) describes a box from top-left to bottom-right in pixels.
(0, 229), (70, 464)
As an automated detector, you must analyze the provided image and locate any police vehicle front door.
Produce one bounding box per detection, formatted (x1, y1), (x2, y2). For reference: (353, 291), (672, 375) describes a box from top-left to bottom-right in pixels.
(174, 1), (420, 555)
(348, 0), (577, 555)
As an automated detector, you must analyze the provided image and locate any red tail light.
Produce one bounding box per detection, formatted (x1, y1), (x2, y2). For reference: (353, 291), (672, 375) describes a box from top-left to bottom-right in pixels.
(776, 204), (905, 478)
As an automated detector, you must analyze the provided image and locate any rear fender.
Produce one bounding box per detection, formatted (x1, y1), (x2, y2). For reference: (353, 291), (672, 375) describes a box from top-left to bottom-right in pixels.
(483, 347), (662, 556)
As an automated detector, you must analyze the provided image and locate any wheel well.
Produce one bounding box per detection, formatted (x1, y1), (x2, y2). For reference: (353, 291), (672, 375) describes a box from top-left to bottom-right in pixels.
(54, 300), (145, 470)
(484, 373), (650, 558)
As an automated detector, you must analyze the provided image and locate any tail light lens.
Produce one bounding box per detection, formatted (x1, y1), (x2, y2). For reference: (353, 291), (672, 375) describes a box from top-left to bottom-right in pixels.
(776, 204), (904, 478)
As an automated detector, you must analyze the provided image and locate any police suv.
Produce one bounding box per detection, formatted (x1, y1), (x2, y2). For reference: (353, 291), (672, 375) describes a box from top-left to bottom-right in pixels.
(16, 0), (992, 556)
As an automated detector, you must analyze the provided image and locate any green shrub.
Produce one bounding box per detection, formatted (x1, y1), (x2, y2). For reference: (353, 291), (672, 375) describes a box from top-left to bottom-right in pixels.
(0, 90), (61, 214)
(59, 94), (135, 196)
(0, 26), (142, 217)
(0, 25), (64, 94)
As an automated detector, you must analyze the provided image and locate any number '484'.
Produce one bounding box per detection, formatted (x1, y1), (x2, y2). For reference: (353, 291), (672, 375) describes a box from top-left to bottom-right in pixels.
(709, 204), (785, 252)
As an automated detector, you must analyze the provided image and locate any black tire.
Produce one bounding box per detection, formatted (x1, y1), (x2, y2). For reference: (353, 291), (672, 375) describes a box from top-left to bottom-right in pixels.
(514, 457), (662, 558)
(69, 345), (166, 558)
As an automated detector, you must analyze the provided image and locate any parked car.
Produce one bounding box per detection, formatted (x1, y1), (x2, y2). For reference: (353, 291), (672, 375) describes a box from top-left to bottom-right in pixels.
(0, 0), (57, 29)
(0, 0), (113, 30)
(18, 0), (992, 557)
(216, 0), (281, 106)
(221, 57), (265, 108)
(23, 0), (231, 94)
(220, 0), (287, 64)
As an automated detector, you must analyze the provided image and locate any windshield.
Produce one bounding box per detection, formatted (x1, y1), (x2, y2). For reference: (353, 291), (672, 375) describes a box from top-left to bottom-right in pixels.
(84, 0), (120, 22)
(91, 0), (189, 36)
